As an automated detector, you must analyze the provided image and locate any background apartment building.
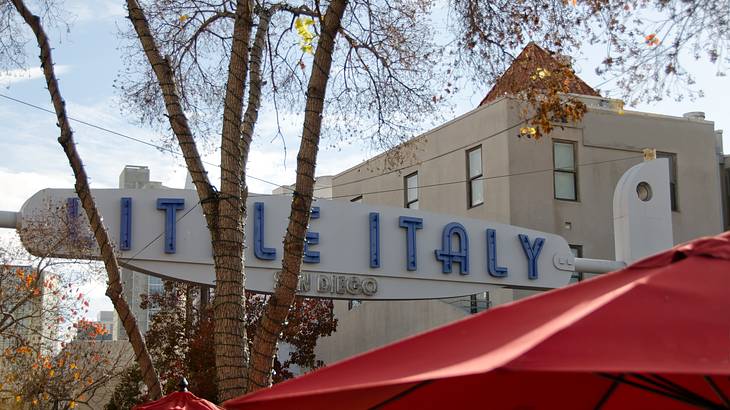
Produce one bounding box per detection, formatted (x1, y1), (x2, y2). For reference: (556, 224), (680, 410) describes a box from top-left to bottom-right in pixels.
(112, 165), (167, 340)
(314, 44), (726, 364)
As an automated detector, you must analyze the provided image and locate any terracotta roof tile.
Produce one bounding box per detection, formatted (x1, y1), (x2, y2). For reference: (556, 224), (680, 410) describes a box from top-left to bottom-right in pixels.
(479, 42), (600, 106)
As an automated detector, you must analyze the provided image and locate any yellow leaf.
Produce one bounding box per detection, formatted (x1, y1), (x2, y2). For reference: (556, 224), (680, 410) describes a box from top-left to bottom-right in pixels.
(519, 127), (537, 136)
(74, 372), (80, 380)
(15, 395), (21, 402)
(537, 68), (551, 79)
(295, 16), (314, 30)
(69, 401), (76, 409)
(295, 17), (316, 55)
(178, 14), (189, 23)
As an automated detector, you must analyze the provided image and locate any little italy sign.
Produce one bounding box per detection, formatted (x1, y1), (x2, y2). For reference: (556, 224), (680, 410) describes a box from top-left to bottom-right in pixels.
(16, 188), (575, 300)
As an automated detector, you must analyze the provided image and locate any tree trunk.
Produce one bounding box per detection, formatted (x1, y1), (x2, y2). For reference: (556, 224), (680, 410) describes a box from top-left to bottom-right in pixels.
(212, 0), (254, 400)
(239, 7), (271, 170)
(126, 0), (254, 398)
(10, 0), (163, 399)
(247, 0), (348, 392)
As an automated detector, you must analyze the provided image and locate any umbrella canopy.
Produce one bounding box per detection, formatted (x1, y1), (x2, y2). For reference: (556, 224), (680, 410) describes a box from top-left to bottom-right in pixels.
(224, 232), (730, 409)
(133, 391), (221, 410)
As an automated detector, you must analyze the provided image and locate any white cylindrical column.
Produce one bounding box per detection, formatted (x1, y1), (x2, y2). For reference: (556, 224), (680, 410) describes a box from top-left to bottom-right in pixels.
(574, 258), (626, 274)
(0, 211), (18, 229)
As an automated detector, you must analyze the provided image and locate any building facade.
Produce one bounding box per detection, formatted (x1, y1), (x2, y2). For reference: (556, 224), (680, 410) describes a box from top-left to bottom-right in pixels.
(314, 46), (725, 364)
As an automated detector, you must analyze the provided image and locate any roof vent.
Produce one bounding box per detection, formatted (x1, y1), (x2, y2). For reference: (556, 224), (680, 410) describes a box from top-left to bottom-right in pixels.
(683, 111), (705, 120)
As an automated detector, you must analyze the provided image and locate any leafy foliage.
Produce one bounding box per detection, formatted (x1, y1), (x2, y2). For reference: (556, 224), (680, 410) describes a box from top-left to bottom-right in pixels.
(106, 282), (337, 406)
(104, 365), (148, 410)
(0, 240), (128, 409)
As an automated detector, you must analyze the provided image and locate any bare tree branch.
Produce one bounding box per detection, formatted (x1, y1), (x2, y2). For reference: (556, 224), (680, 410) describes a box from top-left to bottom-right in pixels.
(8, 0), (163, 399)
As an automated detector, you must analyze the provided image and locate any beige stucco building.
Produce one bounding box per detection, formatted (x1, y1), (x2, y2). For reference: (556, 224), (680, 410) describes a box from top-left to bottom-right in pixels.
(314, 46), (726, 364)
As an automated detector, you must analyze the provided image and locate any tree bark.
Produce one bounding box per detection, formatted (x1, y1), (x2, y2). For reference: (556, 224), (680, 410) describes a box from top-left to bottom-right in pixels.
(247, 0), (348, 392)
(125, 0), (218, 225)
(10, 0), (163, 399)
(213, 0), (254, 400)
(126, 0), (254, 399)
(239, 7), (272, 171)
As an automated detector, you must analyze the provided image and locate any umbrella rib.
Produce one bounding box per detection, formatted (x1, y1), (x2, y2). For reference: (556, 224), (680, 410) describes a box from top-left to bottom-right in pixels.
(594, 373), (624, 410)
(635, 373), (719, 407)
(594, 374), (623, 410)
(704, 376), (730, 407)
(597, 373), (721, 409)
(368, 380), (432, 410)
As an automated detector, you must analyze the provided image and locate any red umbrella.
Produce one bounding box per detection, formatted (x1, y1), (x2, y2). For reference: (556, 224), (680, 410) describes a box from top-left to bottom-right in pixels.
(224, 232), (730, 409)
(134, 379), (222, 410)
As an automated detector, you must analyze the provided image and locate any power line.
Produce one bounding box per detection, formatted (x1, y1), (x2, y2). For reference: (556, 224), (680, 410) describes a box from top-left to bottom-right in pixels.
(118, 154), (645, 268)
(1, 92), (639, 205)
(0, 92), (303, 196)
(0, 92), (537, 200)
(327, 154), (644, 200)
(330, 116), (533, 190)
(120, 200), (203, 266)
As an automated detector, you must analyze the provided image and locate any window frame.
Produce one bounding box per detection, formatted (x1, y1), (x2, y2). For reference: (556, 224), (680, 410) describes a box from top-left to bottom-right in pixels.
(553, 140), (579, 201)
(466, 145), (484, 208)
(404, 172), (419, 209)
(657, 151), (679, 212)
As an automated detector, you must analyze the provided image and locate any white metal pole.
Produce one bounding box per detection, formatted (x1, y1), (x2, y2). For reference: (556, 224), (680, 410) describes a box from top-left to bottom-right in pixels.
(0, 211), (18, 229)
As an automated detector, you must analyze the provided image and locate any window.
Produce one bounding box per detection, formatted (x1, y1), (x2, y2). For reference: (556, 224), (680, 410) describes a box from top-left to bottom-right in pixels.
(467, 146), (484, 207)
(553, 141), (577, 201)
(657, 152), (678, 211)
(404, 172), (419, 209)
(348, 300), (362, 310)
(147, 276), (163, 319)
(350, 195), (363, 203)
(569, 245), (583, 283)
(148, 276), (163, 296)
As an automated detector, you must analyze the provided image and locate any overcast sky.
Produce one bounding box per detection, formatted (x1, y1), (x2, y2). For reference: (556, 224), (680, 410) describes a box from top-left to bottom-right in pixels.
(1, 0), (729, 319)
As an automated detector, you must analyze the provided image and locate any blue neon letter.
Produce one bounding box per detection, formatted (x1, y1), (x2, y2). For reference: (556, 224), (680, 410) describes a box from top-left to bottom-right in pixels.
(120, 197), (132, 251)
(67, 197), (80, 238)
(518, 234), (545, 280)
(435, 222), (469, 274)
(369, 213), (380, 268)
(303, 206), (320, 264)
(254, 202), (276, 260)
(486, 229), (508, 277)
(156, 198), (184, 254)
(399, 216), (423, 271)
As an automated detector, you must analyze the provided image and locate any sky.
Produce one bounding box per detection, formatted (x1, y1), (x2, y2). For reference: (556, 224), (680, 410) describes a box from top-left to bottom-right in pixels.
(1, 0), (729, 320)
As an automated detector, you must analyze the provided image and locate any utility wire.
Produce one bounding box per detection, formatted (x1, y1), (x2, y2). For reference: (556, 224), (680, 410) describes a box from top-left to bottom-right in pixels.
(0, 92), (305, 196)
(327, 154), (644, 200)
(116, 153), (645, 272)
(0, 92), (540, 199)
(119, 200), (203, 266)
(0, 92), (637, 203)
(326, 117), (533, 190)
(1, 93), (646, 267)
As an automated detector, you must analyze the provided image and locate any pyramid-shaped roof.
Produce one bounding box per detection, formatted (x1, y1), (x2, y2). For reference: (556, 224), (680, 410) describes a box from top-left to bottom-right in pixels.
(479, 42), (600, 106)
